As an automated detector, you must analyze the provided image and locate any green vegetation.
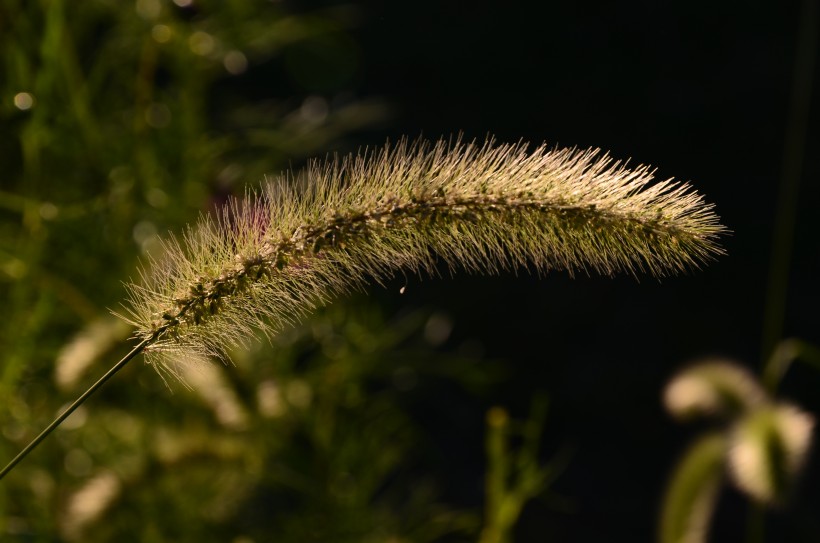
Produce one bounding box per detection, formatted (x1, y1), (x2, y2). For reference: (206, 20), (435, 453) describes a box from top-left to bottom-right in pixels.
(0, 2), (571, 540)
(0, 2), (814, 542)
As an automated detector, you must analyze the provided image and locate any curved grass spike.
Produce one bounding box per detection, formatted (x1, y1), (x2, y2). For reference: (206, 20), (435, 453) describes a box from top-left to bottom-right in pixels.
(123, 137), (726, 379)
(0, 136), (726, 479)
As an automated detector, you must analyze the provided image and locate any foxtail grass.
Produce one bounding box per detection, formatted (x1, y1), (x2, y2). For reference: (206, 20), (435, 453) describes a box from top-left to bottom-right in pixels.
(0, 135), (725, 480)
(119, 137), (725, 380)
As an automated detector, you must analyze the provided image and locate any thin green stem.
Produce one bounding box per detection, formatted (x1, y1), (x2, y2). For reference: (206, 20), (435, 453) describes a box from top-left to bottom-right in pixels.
(0, 337), (150, 481)
(762, 338), (820, 394)
(745, 502), (766, 543)
(761, 0), (817, 363)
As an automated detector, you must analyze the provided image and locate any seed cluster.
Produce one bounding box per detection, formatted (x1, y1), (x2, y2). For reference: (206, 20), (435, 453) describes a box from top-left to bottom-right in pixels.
(121, 137), (725, 379)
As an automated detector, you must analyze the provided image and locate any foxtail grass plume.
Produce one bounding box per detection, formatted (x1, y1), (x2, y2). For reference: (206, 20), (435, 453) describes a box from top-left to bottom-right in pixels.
(120, 137), (725, 380)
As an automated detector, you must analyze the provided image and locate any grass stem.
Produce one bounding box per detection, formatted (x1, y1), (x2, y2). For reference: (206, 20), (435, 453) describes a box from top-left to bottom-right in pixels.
(0, 337), (150, 481)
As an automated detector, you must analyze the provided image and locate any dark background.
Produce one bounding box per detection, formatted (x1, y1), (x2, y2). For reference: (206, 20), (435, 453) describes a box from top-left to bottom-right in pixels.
(1, 0), (816, 541)
(296, 1), (819, 541)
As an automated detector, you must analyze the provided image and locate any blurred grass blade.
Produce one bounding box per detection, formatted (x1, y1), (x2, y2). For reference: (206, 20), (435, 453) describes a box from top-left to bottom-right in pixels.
(659, 433), (726, 543)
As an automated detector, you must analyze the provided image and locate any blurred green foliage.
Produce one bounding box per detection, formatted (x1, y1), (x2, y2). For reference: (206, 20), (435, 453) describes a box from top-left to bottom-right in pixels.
(38, 304), (491, 542)
(660, 351), (820, 543)
(0, 2), (557, 541)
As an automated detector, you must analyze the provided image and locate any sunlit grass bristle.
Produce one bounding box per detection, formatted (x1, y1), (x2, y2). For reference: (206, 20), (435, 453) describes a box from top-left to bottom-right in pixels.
(120, 136), (726, 379)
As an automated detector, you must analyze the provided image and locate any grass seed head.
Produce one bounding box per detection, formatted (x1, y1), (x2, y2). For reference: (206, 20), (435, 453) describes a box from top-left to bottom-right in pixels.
(119, 137), (726, 378)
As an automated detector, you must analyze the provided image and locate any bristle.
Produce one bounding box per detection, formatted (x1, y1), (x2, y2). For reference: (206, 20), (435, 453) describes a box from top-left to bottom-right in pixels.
(121, 137), (726, 377)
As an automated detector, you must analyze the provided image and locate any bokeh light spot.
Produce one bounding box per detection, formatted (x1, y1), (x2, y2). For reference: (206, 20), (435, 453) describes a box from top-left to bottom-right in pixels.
(189, 31), (215, 56)
(13, 92), (34, 110)
(151, 24), (172, 43)
(224, 50), (248, 75)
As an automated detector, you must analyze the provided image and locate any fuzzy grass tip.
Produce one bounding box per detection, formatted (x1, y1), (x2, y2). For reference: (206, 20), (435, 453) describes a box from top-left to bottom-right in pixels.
(119, 137), (726, 379)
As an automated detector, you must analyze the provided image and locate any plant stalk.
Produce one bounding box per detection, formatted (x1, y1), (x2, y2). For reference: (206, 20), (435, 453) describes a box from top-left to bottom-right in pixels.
(761, 0), (817, 363)
(0, 338), (150, 481)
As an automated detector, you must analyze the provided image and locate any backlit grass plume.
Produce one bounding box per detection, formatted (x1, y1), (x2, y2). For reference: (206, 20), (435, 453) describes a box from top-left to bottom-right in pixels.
(0, 136), (726, 481)
(121, 137), (725, 380)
